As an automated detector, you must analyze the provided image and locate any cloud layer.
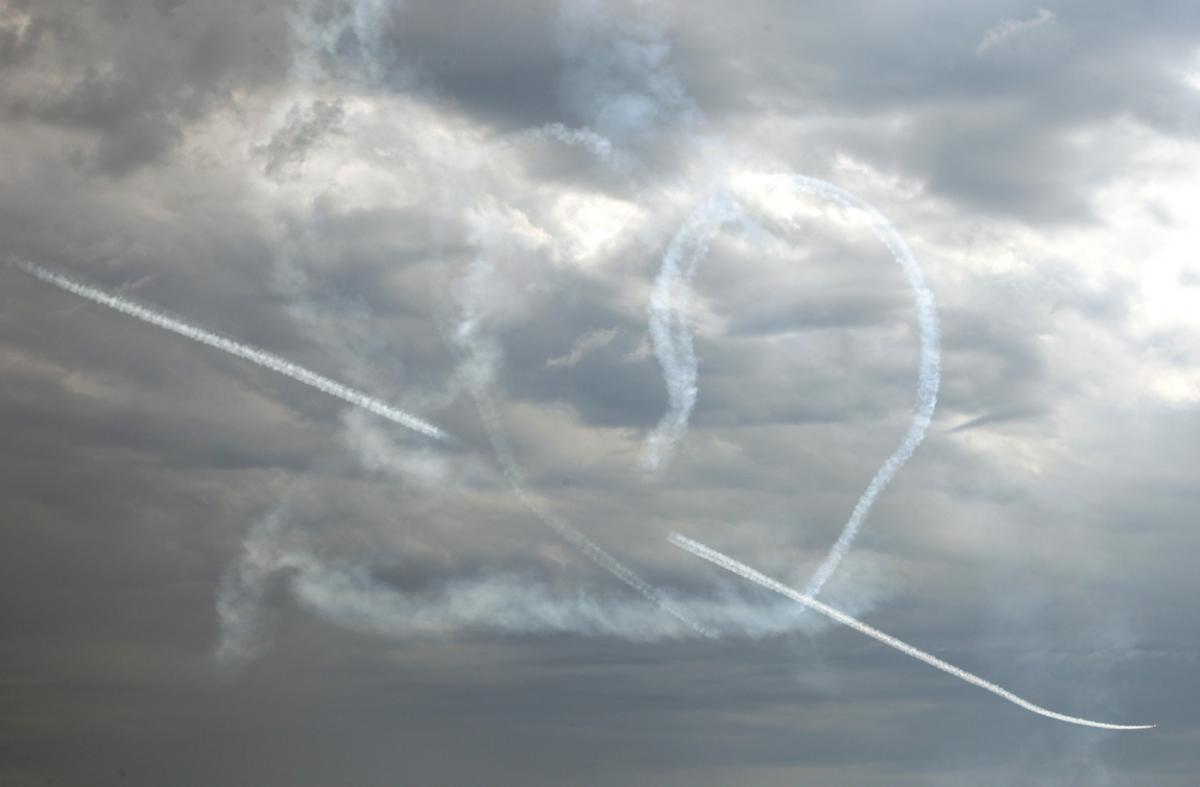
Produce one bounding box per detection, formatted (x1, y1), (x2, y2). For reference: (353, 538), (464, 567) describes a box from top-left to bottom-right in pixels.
(1, 0), (1198, 784)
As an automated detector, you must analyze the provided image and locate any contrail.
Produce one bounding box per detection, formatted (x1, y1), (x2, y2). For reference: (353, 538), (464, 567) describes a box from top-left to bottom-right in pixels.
(7, 257), (453, 443)
(645, 174), (941, 599)
(670, 532), (1154, 732)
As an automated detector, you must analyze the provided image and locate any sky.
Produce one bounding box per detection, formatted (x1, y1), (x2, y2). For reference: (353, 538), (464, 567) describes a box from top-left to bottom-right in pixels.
(1, 0), (1199, 784)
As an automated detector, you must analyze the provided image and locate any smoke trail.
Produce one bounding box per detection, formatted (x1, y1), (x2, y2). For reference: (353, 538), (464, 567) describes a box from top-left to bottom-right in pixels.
(446, 249), (712, 637)
(642, 191), (742, 473)
(290, 559), (797, 641)
(215, 504), (294, 666)
(473, 384), (712, 638)
(670, 533), (1153, 731)
(644, 174), (941, 599)
(7, 257), (453, 443)
(218, 504), (822, 655)
(533, 123), (622, 169)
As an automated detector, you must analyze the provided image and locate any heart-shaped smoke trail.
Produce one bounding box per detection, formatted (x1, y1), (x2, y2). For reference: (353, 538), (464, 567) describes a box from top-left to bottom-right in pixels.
(645, 173), (940, 599)
(5, 0), (1153, 733)
(6, 181), (1154, 730)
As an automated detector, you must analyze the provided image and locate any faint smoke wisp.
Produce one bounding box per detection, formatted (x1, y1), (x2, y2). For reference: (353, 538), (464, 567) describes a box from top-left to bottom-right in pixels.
(976, 7), (1056, 57)
(533, 123), (623, 169)
(556, 0), (696, 154)
(7, 257), (453, 442)
(671, 532), (1155, 732)
(291, 562), (822, 641)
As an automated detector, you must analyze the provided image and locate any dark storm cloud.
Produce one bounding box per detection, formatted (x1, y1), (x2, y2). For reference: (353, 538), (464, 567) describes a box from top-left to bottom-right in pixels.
(1, 0), (1198, 784)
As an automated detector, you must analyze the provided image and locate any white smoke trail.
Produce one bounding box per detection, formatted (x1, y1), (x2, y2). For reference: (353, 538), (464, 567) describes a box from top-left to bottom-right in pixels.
(474, 386), (713, 638)
(289, 560), (829, 642)
(670, 533), (1154, 732)
(644, 174), (941, 599)
(533, 123), (622, 169)
(448, 254), (713, 638)
(289, 557), (710, 641)
(7, 257), (453, 443)
(217, 506), (822, 656)
(215, 505), (293, 666)
(642, 191), (742, 473)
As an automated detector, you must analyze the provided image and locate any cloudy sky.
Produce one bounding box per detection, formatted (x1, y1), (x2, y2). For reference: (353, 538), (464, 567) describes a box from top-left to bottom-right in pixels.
(2, 0), (1199, 783)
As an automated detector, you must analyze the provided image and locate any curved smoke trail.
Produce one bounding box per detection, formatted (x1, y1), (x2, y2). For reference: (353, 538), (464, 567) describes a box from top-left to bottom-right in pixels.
(446, 253), (711, 638)
(7, 257), (453, 443)
(642, 191), (742, 474)
(670, 533), (1154, 732)
(533, 123), (622, 169)
(645, 174), (940, 599)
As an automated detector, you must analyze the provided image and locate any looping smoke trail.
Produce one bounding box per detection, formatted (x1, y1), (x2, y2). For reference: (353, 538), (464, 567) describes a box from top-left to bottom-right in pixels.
(642, 191), (742, 474)
(645, 174), (941, 599)
(7, 257), (453, 443)
(670, 533), (1155, 732)
(448, 254), (714, 638)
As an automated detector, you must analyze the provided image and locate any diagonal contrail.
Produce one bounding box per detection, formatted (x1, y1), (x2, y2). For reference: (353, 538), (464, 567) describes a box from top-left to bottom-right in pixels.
(669, 532), (1154, 731)
(7, 257), (453, 443)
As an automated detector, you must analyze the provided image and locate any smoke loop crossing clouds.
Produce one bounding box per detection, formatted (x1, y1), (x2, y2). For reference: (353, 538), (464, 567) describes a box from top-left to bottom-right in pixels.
(645, 173), (941, 599)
